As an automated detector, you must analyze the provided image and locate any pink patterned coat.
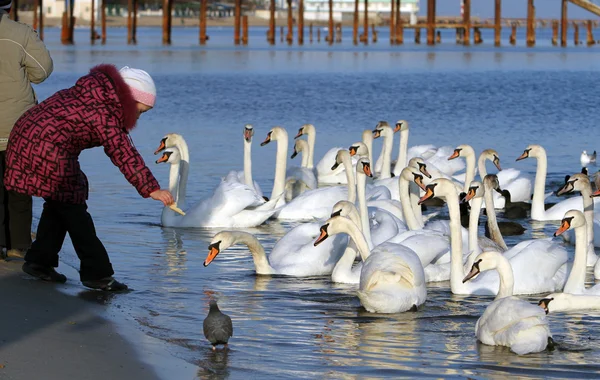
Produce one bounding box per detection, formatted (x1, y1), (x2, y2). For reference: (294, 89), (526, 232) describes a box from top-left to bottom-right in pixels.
(3, 64), (161, 204)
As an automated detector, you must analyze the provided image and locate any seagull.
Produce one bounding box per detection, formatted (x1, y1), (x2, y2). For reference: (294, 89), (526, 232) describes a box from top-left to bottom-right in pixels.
(581, 150), (597, 166)
(203, 300), (233, 351)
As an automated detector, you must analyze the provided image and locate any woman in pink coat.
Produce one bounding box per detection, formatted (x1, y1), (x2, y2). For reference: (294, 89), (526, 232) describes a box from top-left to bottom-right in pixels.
(4, 64), (174, 291)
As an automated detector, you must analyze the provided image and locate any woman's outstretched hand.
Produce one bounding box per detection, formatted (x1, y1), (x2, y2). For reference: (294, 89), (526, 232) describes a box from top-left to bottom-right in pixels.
(150, 189), (174, 206)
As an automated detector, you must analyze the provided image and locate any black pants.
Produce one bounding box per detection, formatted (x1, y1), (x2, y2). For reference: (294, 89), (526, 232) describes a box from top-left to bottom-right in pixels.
(25, 200), (114, 281)
(0, 151), (32, 251)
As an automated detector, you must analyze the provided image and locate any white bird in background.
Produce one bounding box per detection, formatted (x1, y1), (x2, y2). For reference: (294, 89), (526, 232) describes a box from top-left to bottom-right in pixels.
(581, 150), (597, 167)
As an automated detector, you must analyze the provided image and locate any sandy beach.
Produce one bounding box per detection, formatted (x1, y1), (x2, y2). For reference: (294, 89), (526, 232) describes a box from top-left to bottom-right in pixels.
(0, 258), (197, 379)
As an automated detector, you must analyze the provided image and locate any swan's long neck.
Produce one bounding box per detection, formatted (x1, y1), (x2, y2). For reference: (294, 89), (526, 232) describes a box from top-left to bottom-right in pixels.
(467, 195), (484, 269)
(379, 133), (393, 180)
(410, 182), (424, 227)
(338, 218), (371, 262)
(580, 183), (595, 249)
(356, 171), (374, 250)
(300, 147), (310, 168)
(399, 174), (421, 230)
(332, 242), (359, 282)
(342, 153), (357, 203)
(234, 233), (275, 275)
(362, 131), (374, 167)
(243, 139), (254, 188)
(176, 141), (190, 206)
(494, 255), (515, 299)
(306, 129), (316, 169)
(477, 154), (488, 181)
(563, 223), (588, 294)
(463, 148), (476, 192)
(393, 128), (409, 175)
(531, 151), (548, 220)
(271, 137), (288, 200)
(483, 186), (508, 251)
(446, 186), (467, 293)
(168, 159), (181, 204)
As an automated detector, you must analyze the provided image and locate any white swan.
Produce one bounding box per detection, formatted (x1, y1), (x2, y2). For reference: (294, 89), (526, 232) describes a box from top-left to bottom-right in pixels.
(315, 215), (427, 313)
(295, 123), (356, 185)
(285, 139), (318, 201)
(553, 210), (600, 294)
(329, 201), (368, 284)
(418, 178), (568, 295)
(203, 227), (347, 277)
(463, 251), (554, 355)
(154, 132), (191, 209)
(538, 292), (600, 314)
(156, 148), (279, 228)
(581, 150), (597, 167)
(516, 145), (600, 221)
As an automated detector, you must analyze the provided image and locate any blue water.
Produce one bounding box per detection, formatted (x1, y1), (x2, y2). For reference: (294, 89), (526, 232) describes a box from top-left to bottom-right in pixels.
(22, 26), (600, 378)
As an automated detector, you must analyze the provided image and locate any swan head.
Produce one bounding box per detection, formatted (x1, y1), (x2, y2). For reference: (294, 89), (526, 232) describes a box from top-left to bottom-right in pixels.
(418, 178), (455, 205)
(462, 250), (504, 283)
(348, 142), (369, 158)
(554, 210), (584, 237)
(462, 181), (483, 203)
(330, 200), (360, 222)
(362, 129), (374, 144)
(408, 157), (432, 179)
(372, 121), (391, 139)
(401, 165), (428, 191)
(394, 119), (408, 133)
(481, 149), (502, 171)
(356, 157), (373, 178)
(556, 173), (590, 196)
(516, 144), (544, 161)
(291, 139), (309, 159)
(483, 174), (503, 195)
(448, 144), (474, 160)
(294, 124), (315, 139)
(314, 215), (354, 246)
(537, 296), (554, 314)
(155, 147), (181, 164)
(243, 124), (254, 142)
(260, 126), (287, 146)
(204, 231), (238, 267)
(154, 133), (184, 155)
(332, 149), (351, 170)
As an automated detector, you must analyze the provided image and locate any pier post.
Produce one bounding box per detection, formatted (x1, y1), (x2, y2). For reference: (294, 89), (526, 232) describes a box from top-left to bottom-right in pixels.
(390, 0), (395, 44)
(510, 22), (516, 45)
(162, 0), (172, 45)
(363, 0), (369, 45)
(235, 0), (242, 45)
(415, 27), (421, 44)
(37, 0), (44, 40)
(199, 0), (207, 44)
(353, 0), (358, 44)
(526, 0), (535, 47)
(298, 0), (304, 45)
(33, 0), (38, 31)
(395, 0), (402, 44)
(494, 0), (501, 46)
(287, 0), (293, 44)
(242, 15), (249, 44)
(561, 0), (567, 47)
(426, 0), (434, 45)
(328, 0), (333, 44)
(573, 22), (579, 45)
(586, 20), (595, 46)
(101, 0), (106, 44)
(551, 20), (558, 45)
(10, 0), (17, 20)
(127, 0), (136, 44)
(268, 0), (275, 44)
(372, 23), (377, 42)
(463, 0), (470, 45)
(310, 23), (313, 43)
(280, 26), (284, 42)
(91, 0), (95, 44)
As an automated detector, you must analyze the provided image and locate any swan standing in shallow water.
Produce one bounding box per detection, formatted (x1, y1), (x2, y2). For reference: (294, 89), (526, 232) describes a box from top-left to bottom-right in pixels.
(463, 251), (554, 355)
(315, 215), (427, 313)
(156, 148), (280, 228)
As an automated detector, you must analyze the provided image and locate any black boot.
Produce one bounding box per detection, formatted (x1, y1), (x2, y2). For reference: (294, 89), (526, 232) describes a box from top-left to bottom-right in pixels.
(22, 262), (67, 283)
(82, 277), (128, 292)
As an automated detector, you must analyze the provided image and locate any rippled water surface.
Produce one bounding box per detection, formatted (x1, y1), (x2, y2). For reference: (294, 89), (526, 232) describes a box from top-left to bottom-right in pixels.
(28, 27), (600, 378)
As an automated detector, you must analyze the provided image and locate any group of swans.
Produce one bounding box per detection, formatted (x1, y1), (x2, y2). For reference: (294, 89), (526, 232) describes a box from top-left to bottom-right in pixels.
(151, 122), (600, 356)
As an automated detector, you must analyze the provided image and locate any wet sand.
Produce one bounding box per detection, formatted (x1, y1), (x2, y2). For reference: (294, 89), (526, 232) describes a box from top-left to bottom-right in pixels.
(0, 258), (197, 379)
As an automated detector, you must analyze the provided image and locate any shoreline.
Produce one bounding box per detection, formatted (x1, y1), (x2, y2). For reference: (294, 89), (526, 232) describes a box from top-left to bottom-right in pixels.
(0, 258), (197, 379)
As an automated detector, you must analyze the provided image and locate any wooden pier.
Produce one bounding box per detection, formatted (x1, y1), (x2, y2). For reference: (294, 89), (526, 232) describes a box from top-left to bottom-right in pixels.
(7, 0), (600, 48)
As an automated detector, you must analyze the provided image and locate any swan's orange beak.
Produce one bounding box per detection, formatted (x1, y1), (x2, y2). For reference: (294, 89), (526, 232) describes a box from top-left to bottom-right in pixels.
(154, 138), (166, 155)
(294, 128), (304, 139)
(155, 152), (170, 164)
(394, 123), (402, 133)
(516, 150), (529, 161)
(244, 128), (253, 142)
(448, 149), (460, 160)
(418, 186), (435, 205)
(554, 219), (572, 237)
(593, 189), (600, 197)
(204, 245), (220, 267)
(463, 187), (478, 203)
(349, 146), (358, 156)
(314, 225), (330, 246)
(260, 132), (272, 146)
(414, 175), (427, 191)
(362, 163), (373, 178)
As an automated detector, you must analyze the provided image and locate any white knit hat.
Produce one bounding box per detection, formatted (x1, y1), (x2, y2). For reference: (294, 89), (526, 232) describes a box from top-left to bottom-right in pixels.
(119, 66), (156, 107)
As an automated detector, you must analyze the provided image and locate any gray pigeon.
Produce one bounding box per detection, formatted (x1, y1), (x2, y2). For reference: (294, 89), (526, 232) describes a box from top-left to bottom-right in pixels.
(203, 300), (233, 351)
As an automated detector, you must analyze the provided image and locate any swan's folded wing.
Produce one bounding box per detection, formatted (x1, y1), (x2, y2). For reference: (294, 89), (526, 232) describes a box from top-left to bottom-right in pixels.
(360, 247), (424, 290)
